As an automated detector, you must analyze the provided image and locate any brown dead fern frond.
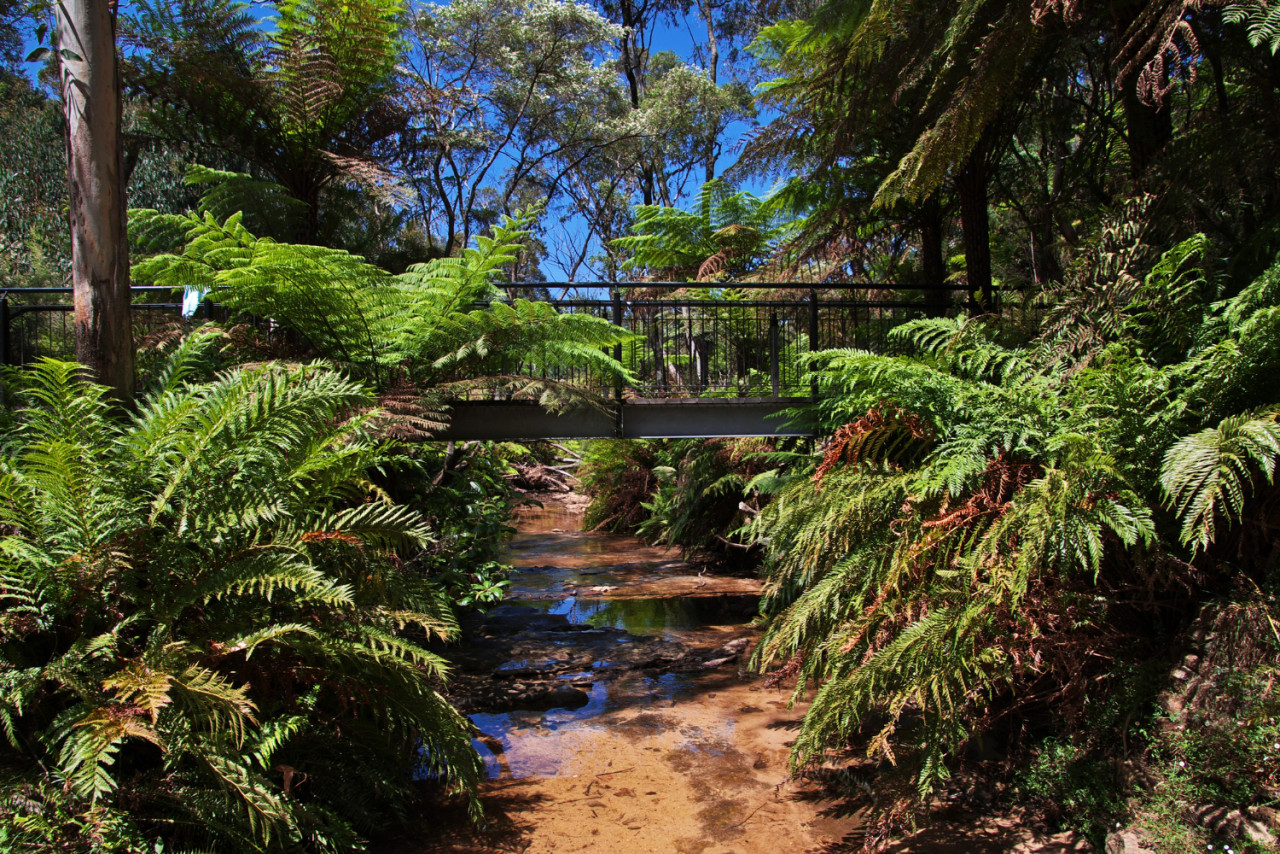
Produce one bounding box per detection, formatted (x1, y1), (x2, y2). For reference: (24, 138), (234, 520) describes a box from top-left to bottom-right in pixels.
(135, 320), (191, 353)
(815, 406), (935, 487)
(370, 375), (447, 441)
(1116, 0), (1214, 104)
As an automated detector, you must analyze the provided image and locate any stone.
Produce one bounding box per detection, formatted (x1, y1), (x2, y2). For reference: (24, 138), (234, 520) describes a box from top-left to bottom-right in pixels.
(1244, 818), (1278, 847)
(717, 637), (751, 656)
(1104, 829), (1154, 854)
(1222, 808), (1277, 847)
(1247, 804), (1280, 828)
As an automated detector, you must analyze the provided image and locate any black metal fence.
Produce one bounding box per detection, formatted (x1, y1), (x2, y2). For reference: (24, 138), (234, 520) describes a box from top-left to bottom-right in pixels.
(0, 283), (971, 398)
(0, 287), (193, 368)
(474, 282), (971, 398)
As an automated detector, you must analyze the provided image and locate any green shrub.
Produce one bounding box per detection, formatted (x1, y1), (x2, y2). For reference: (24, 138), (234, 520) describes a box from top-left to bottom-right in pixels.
(580, 440), (665, 532)
(0, 344), (481, 852)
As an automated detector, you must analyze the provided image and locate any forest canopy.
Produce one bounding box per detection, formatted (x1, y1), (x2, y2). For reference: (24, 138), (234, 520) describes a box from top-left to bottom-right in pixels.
(3, 0), (1280, 851)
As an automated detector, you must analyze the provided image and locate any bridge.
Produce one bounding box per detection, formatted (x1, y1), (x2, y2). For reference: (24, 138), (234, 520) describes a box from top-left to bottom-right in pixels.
(0, 283), (969, 439)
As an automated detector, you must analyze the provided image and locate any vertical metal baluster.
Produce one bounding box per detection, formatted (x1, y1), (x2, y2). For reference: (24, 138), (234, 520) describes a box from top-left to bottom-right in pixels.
(756, 307), (763, 392)
(612, 290), (623, 403)
(658, 300), (667, 397)
(716, 303), (727, 391)
(769, 311), (780, 398)
(809, 288), (819, 398)
(0, 293), (9, 369)
(702, 303), (709, 393)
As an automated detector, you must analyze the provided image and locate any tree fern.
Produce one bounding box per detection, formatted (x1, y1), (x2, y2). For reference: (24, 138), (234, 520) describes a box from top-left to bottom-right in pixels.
(750, 296), (1161, 800)
(613, 179), (802, 282)
(131, 203), (634, 413)
(1160, 410), (1280, 551)
(0, 351), (482, 851)
(737, 243), (1280, 838)
(124, 0), (407, 247)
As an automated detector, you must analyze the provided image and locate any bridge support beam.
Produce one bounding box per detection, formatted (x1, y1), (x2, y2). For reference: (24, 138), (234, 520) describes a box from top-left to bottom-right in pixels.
(438, 398), (812, 441)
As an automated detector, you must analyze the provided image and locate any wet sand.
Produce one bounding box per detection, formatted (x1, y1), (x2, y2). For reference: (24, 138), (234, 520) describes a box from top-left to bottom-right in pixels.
(390, 496), (864, 853)
(422, 675), (864, 853)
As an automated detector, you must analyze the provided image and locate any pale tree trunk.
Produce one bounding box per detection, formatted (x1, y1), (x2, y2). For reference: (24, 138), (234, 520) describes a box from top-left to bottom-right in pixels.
(616, 0), (657, 206)
(57, 0), (134, 401)
(697, 0), (718, 183)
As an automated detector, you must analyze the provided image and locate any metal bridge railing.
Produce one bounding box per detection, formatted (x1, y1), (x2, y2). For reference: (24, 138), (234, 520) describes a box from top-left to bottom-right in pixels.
(473, 282), (971, 399)
(0, 287), (191, 368)
(0, 283), (972, 398)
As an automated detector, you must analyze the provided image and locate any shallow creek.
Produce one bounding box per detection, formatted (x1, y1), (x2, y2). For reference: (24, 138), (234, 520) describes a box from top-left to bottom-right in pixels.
(401, 497), (862, 853)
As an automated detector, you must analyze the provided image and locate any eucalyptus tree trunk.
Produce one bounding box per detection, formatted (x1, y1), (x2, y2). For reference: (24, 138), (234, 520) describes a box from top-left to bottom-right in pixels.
(697, 0), (718, 183)
(57, 0), (134, 401)
(616, 0), (656, 205)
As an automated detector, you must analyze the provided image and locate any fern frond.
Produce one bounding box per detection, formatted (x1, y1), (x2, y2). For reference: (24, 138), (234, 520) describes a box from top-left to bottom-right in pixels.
(1161, 410), (1280, 551)
(1226, 1), (1280, 54)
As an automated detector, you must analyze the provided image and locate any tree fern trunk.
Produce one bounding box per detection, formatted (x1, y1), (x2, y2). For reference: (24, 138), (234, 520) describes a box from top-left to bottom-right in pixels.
(1121, 87), (1171, 180)
(58, 0), (134, 402)
(956, 151), (993, 312)
(919, 195), (948, 317)
(1029, 206), (1064, 286)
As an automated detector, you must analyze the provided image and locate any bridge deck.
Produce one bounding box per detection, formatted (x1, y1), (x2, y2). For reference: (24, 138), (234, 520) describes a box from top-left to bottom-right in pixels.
(439, 398), (812, 440)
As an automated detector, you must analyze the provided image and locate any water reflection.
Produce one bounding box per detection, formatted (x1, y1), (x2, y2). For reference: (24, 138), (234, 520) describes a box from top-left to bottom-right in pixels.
(469, 672), (701, 778)
(521, 595), (711, 636)
(465, 499), (752, 780)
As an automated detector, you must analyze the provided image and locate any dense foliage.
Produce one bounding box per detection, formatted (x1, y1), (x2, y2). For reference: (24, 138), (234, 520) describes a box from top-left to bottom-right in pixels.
(124, 0), (408, 251)
(10, 0), (1280, 849)
(0, 346), (481, 851)
(580, 436), (784, 563)
(745, 235), (1280, 841)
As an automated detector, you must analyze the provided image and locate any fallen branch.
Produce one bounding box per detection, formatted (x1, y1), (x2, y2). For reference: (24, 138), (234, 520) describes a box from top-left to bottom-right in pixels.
(548, 441), (582, 461)
(545, 464), (580, 477)
(728, 797), (772, 829)
(715, 534), (754, 551)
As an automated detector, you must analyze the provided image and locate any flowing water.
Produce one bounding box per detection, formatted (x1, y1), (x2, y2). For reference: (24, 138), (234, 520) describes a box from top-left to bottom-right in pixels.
(466, 500), (762, 780)
(394, 496), (862, 853)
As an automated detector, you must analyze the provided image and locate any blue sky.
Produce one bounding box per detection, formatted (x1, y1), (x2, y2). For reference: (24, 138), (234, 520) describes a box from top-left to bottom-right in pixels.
(23, 0), (784, 281)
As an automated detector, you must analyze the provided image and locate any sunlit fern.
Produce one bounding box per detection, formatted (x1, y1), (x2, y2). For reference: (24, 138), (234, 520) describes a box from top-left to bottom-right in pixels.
(1226, 1), (1280, 54)
(749, 308), (1159, 796)
(131, 201), (636, 416)
(1161, 410), (1280, 552)
(0, 350), (481, 851)
(612, 179), (802, 283)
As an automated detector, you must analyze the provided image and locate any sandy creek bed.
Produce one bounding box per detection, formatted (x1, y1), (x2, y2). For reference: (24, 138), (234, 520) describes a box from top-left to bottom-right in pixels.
(384, 495), (865, 853)
(379, 496), (1094, 853)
